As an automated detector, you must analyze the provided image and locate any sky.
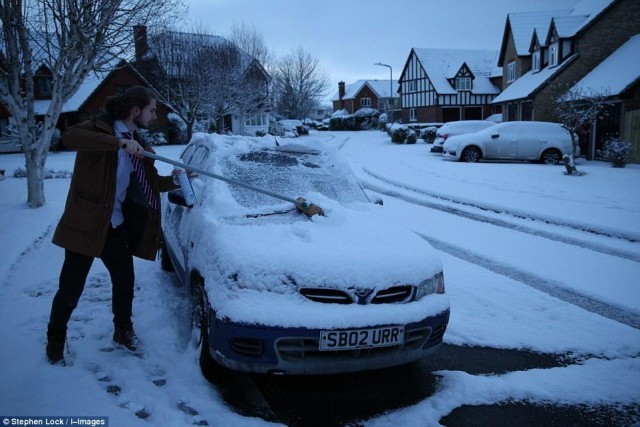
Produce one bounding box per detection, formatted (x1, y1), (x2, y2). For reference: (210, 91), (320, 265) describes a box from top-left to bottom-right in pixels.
(1, 131), (639, 425)
(183, 0), (580, 103)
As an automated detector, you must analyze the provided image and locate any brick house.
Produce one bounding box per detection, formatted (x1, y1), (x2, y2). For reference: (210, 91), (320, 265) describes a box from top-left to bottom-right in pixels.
(0, 62), (173, 146)
(332, 80), (399, 119)
(492, 0), (640, 160)
(396, 48), (502, 124)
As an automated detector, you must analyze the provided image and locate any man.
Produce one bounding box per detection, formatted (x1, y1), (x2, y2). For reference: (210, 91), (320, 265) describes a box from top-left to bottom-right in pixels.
(46, 86), (178, 364)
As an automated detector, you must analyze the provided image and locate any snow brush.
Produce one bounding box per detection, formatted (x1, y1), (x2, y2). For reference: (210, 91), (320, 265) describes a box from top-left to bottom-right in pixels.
(141, 151), (325, 217)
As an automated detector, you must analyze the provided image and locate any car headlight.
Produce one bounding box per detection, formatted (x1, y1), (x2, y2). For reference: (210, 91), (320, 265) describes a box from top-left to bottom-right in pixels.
(415, 272), (445, 300)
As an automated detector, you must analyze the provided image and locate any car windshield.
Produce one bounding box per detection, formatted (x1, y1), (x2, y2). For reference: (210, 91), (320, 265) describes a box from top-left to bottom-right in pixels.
(219, 147), (369, 209)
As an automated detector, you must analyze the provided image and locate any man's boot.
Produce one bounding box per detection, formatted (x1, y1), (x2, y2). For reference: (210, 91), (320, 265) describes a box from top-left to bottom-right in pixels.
(113, 325), (141, 353)
(46, 326), (66, 365)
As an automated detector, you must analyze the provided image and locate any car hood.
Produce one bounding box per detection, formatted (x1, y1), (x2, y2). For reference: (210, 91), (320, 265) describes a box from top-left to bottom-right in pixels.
(189, 198), (442, 293)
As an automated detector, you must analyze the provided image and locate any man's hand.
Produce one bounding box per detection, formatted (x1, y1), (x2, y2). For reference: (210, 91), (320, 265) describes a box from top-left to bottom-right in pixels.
(120, 139), (144, 157)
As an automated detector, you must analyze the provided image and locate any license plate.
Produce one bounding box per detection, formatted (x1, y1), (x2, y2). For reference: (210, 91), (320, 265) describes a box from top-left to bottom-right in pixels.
(319, 325), (405, 351)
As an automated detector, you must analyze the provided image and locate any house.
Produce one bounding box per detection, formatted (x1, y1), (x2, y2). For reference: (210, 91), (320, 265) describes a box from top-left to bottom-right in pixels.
(0, 61), (174, 146)
(492, 0), (640, 160)
(132, 25), (271, 137)
(569, 34), (640, 163)
(332, 80), (399, 119)
(397, 48), (502, 124)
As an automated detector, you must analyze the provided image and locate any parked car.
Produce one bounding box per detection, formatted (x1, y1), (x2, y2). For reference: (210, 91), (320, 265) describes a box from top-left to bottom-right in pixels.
(161, 134), (450, 375)
(277, 119), (309, 137)
(442, 121), (573, 164)
(0, 138), (22, 154)
(431, 120), (496, 153)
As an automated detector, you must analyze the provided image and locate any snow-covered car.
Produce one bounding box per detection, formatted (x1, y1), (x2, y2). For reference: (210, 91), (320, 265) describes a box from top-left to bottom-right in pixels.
(0, 138), (22, 154)
(275, 119), (309, 137)
(431, 120), (496, 153)
(161, 134), (450, 375)
(442, 121), (573, 164)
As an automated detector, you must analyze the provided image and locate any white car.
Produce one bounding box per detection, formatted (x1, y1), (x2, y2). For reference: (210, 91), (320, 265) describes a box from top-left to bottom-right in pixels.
(161, 134), (450, 375)
(442, 121), (573, 164)
(430, 120), (496, 153)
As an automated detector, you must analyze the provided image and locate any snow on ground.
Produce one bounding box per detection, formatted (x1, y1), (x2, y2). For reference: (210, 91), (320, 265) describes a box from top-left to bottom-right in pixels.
(1, 131), (639, 426)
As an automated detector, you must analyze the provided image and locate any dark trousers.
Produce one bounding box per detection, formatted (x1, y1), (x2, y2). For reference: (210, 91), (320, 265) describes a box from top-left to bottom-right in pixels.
(48, 224), (135, 334)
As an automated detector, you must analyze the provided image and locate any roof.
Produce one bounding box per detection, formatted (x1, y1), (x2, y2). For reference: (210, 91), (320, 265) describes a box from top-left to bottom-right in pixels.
(504, 9), (572, 57)
(411, 48), (501, 95)
(570, 34), (640, 97)
(492, 54), (576, 104)
(34, 71), (106, 115)
(147, 31), (266, 80)
(331, 80), (399, 102)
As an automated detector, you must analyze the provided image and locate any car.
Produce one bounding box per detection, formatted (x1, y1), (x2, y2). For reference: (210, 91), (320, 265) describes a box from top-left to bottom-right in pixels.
(276, 119), (309, 137)
(430, 120), (496, 153)
(442, 121), (573, 164)
(161, 134), (450, 375)
(0, 138), (23, 154)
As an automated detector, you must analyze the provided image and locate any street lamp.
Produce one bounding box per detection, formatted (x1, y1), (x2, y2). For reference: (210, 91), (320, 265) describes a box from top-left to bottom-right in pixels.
(374, 62), (393, 123)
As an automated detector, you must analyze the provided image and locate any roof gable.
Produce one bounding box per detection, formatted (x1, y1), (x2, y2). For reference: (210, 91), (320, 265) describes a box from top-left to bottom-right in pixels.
(331, 79), (399, 101)
(410, 48), (501, 95)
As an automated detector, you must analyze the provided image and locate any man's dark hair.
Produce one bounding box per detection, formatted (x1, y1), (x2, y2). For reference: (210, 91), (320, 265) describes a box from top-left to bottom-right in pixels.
(104, 86), (156, 119)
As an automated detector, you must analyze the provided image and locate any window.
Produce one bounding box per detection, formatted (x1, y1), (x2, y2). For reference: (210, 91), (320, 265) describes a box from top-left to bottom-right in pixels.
(532, 51), (541, 72)
(244, 113), (267, 127)
(549, 43), (559, 66)
(409, 108), (417, 121)
(360, 97), (371, 107)
(455, 77), (472, 91)
(507, 62), (516, 83)
(408, 81), (416, 92)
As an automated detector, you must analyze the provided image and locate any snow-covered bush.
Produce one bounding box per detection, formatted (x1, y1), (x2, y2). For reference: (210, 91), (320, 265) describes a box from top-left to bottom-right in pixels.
(255, 130), (267, 137)
(138, 129), (167, 146)
(601, 138), (632, 168)
(13, 167), (72, 179)
(406, 129), (418, 144)
(167, 112), (187, 144)
(421, 126), (438, 143)
(391, 126), (408, 144)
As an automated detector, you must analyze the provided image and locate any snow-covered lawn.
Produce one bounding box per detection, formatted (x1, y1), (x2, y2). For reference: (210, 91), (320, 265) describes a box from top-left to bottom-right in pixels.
(1, 131), (638, 426)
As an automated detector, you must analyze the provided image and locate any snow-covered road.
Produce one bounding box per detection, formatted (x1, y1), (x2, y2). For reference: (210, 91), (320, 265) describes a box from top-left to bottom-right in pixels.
(1, 131), (639, 426)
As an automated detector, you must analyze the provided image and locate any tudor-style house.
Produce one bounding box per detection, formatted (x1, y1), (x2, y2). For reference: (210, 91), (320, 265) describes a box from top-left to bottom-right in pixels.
(397, 48), (502, 124)
(492, 0), (640, 161)
(332, 79), (399, 118)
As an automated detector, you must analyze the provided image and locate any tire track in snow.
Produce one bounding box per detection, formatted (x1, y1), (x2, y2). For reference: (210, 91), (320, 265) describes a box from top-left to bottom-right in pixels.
(417, 233), (640, 330)
(362, 171), (640, 264)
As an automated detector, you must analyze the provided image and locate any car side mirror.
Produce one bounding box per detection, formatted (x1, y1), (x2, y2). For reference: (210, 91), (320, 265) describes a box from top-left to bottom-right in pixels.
(491, 134), (499, 139)
(168, 189), (192, 208)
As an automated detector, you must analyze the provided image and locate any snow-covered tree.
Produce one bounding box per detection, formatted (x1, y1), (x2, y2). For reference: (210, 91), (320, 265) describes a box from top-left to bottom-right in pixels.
(147, 28), (270, 140)
(272, 47), (329, 119)
(554, 82), (611, 157)
(0, 0), (184, 207)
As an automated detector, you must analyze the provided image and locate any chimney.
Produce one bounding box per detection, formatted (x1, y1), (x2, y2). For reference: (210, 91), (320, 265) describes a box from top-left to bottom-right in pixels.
(133, 25), (149, 62)
(338, 81), (345, 99)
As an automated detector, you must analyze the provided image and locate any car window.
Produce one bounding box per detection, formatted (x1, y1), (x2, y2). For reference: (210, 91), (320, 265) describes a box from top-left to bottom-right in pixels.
(219, 148), (369, 209)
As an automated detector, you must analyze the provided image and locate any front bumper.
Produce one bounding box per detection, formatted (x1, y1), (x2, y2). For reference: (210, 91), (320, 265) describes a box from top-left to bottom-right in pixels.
(206, 308), (450, 375)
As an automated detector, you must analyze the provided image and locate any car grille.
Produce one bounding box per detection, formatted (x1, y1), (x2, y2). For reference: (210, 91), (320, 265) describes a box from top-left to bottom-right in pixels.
(276, 327), (431, 362)
(299, 285), (413, 304)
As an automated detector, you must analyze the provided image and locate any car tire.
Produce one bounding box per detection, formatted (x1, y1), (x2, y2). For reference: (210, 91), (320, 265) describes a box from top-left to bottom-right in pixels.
(190, 274), (215, 374)
(461, 146), (481, 163)
(540, 148), (562, 165)
(160, 238), (174, 272)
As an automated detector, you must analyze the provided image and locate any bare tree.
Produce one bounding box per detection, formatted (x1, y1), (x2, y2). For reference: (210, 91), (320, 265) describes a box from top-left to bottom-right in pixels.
(272, 47), (329, 119)
(554, 82), (611, 158)
(0, 0), (184, 207)
(147, 27), (270, 140)
(229, 22), (273, 69)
